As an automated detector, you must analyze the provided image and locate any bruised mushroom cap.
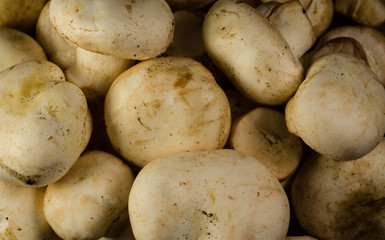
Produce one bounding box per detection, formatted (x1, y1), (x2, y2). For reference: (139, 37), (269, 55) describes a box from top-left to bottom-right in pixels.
(105, 56), (231, 167)
(49, 0), (175, 60)
(334, 0), (385, 27)
(36, 1), (77, 70)
(0, 0), (46, 33)
(129, 149), (290, 240)
(203, 0), (303, 105)
(44, 151), (134, 240)
(0, 26), (46, 72)
(286, 53), (385, 161)
(317, 26), (385, 86)
(0, 60), (89, 186)
(0, 181), (59, 240)
(291, 138), (385, 239)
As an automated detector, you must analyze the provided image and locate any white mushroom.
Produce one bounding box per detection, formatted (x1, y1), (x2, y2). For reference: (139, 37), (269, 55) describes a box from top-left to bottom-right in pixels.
(0, 60), (90, 186)
(44, 151), (135, 240)
(0, 0), (46, 33)
(0, 181), (60, 240)
(129, 149), (290, 240)
(230, 107), (303, 184)
(291, 138), (385, 239)
(49, 0), (175, 60)
(65, 47), (135, 101)
(105, 56), (231, 167)
(285, 53), (385, 160)
(0, 26), (46, 72)
(202, 0), (303, 105)
(35, 1), (77, 70)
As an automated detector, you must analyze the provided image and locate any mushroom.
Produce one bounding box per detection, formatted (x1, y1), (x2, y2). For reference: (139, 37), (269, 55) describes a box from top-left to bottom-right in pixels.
(256, 0), (317, 59)
(202, 0), (304, 105)
(291, 137), (385, 239)
(104, 56), (231, 167)
(316, 25), (385, 86)
(334, 0), (385, 27)
(285, 53), (385, 161)
(229, 107), (303, 186)
(65, 47), (135, 101)
(0, 26), (46, 72)
(0, 181), (60, 240)
(35, 0), (77, 70)
(0, 0), (46, 33)
(49, 0), (175, 60)
(44, 150), (135, 240)
(0, 60), (90, 186)
(129, 149), (290, 239)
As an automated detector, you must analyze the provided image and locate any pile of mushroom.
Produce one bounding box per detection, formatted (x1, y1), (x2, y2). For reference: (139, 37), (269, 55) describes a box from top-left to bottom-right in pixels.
(0, 0), (385, 239)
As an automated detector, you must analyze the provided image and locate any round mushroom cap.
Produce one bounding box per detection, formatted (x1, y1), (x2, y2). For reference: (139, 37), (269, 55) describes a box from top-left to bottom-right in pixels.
(0, 26), (46, 72)
(0, 60), (89, 186)
(129, 149), (290, 240)
(105, 56), (231, 167)
(44, 151), (135, 240)
(49, 0), (175, 60)
(286, 53), (385, 161)
(202, 0), (303, 105)
(291, 138), (385, 239)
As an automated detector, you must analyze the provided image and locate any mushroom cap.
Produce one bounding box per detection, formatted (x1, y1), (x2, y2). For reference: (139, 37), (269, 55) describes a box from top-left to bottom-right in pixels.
(286, 53), (385, 161)
(0, 60), (89, 186)
(44, 150), (135, 240)
(0, 26), (47, 72)
(49, 0), (175, 60)
(129, 149), (290, 240)
(291, 138), (385, 239)
(0, 181), (59, 240)
(105, 56), (231, 167)
(230, 107), (303, 181)
(202, 0), (303, 105)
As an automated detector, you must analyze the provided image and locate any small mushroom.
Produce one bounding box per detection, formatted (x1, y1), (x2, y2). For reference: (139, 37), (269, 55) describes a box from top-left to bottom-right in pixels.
(285, 53), (385, 161)
(35, 0), (77, 70)
(202, 0), (303, 105)
(0, 181), (60, 240)
(65, 47), (135, 101)
(129, 149), (290, 240)
(0, 26), (46, 72)
(49, 0), (175, 60)
(44, 151), (135, 240)
(105, 56), (231, 167)
(334, 0), (385, 27)
(229, 107), (303, 185)
(0, 60), (90, 186)
(291, 138), (385, 239)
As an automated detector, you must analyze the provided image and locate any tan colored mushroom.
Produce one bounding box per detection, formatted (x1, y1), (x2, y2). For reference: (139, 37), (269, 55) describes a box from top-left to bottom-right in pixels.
(129, 149), (290, 240)
(49, 0), (175, 60)
(202, 0), (303, 105)
(0, 0), (46, 33)
(44, 151), (135, 240)
(0, 181), (60, 240)
(229, 107), (303, 184)
(105, 56), (231, 167)
(334, 0), (385, 27)
(35, 0), (77, 70)
(291, 138), (385, 239)
(316, 25), (385, 86)
(0, 60), (90, 186)
(0, 26), (46, 72)
(286, 53), (385, 161)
